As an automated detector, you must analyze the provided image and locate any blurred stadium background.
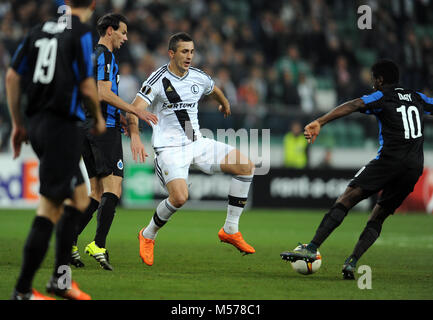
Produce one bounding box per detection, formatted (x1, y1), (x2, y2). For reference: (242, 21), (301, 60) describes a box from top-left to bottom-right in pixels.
(0, 0), (432, 213)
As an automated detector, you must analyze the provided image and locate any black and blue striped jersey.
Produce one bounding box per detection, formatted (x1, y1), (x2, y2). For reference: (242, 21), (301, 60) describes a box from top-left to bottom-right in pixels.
(90, 43), (121, 129)
(10, 15), (93, 121)
(360, 85), (433, 168)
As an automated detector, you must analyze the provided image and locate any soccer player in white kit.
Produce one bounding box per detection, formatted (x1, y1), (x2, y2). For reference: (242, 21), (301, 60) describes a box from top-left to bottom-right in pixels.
(127, 32), (255, 266)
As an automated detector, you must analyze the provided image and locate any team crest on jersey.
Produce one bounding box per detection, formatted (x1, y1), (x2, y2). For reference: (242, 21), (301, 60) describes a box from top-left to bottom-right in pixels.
(141, 85), (152, 95)
(105, 64), (110, 73)
(117, 159), (124, 170)
(191, 84), (199, 94)
(166, 86), (173, 92)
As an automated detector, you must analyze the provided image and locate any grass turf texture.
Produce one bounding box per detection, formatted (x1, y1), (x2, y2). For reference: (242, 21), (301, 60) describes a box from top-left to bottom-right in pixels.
(0, 209), (432, 300)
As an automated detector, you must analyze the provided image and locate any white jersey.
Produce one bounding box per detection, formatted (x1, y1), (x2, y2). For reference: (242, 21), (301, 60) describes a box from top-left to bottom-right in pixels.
(136, 64), (214, 149)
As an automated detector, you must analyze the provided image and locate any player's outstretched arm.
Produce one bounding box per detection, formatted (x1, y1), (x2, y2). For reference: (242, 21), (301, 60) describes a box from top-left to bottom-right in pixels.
(5, 67), (27, 159)
(127, 97), (150, 163)
(98, 80), (157, 124)
(209, 86), (231, 118)
(80, 77), (106, 136)
(305, 98), (365, 144)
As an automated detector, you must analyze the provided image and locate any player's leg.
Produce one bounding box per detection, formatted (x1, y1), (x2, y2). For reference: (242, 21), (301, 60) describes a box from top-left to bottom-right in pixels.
(138, 178), (187, 266)
(84, 128), (123, 270)
(341, 204), (390, 279)
(71, 178), (102, 268)
(342, 166), (423, 279)
(84, 174), (121, 271)
(11, 196), (62, 300)
(71, 135), (102, 267)
(46, 181), (91, 299)
(218, 149), (256, 254)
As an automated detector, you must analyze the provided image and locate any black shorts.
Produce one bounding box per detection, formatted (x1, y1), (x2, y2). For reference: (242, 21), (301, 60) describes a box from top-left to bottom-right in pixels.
(27, 111), (85, 202)
(349, 157), (423, 213)
(82, 127), (124, 179)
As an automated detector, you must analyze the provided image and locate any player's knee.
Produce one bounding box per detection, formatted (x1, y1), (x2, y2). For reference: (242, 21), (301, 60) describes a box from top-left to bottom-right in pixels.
(74, 197), (90, 213)
(237, 160), (255, 176)
(170, 191), (188, 208)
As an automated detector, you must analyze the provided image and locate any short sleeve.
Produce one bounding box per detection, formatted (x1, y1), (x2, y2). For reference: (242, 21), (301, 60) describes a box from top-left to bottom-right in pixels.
(360, 91), (384, 114)
(10, 36), (31, 75)
(202, 73), (214, 96)
(96, 51), (112, 81)
(136, 71), (162, 105)
(75, 31), (94, 81)
(417, 92), (433, 115)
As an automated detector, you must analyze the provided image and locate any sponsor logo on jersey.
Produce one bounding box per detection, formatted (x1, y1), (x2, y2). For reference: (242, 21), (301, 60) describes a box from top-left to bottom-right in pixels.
(162, 102), (196, 110)
(105, 64), (110, 74)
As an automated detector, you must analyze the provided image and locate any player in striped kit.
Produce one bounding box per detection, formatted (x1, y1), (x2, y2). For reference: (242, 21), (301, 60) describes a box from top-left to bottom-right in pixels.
(127, 32), (256, 266)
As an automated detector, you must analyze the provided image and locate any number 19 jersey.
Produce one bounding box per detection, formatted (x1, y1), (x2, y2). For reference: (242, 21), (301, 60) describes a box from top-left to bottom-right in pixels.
(136, 64), (214, 149)
(360, 85), (433, 168)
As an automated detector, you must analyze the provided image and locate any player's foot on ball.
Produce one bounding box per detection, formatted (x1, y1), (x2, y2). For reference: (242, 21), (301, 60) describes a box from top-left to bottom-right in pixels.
(138, 228), (155, 266)
(70, 245), (85, 268)
(85, 241), (113, 271)
(280, 243), (318, 263)
(342, 256), (357, 280)
(218, 228), (255, 255)
(11, 288), (56, 300)
(46, 278), (91, 300)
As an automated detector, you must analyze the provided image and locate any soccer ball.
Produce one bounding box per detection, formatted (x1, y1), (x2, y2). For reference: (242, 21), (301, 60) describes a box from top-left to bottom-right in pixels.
(290, 245), (322, 275)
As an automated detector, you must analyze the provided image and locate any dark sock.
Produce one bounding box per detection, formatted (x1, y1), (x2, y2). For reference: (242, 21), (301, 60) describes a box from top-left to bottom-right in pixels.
(311, 203), (349, 247)
(351, 220), (382, 260)
(16, 216), (54, 294)
(53, 205), (81, 278)
(73, 197), (99, 245)
(94, 192), (119, 248)
(306, 242), (318, 253)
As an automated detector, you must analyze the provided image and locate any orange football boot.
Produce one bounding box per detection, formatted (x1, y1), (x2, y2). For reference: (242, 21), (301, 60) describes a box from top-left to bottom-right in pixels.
(138, 228), (155, 266)
(46, 280), (91, 300)
(30, 289), (56, 300)
(218, 228), (255, 254)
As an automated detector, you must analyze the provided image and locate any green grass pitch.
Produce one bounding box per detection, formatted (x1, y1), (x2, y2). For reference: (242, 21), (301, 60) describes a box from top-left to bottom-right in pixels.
(1, 208), (432, 300)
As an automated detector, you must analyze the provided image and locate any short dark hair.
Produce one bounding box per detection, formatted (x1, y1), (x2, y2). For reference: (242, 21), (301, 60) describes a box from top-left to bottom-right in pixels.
(69, 0), (93, 8)
(168, 32), (193, 52)
(371, 59), (399, 85)
(96, 13), (128, 37)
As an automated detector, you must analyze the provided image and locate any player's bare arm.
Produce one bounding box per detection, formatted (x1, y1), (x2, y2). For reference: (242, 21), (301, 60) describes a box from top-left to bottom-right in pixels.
(5, 67), (27, 159)
(209, 85), (231, 118)
(98, 80), (158, 124)
(305, 98), (365, 144)
(80, 77), (106, 136)
(127, 97), (152, 163)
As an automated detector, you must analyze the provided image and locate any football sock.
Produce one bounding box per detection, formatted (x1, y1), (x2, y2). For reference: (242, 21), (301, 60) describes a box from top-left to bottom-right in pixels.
(94, 192), (119, 248)
(224, 175), (253, 234)
(73, 197), (99, 245)
(351, 220), (382, 260)
(310, 203), (349, 247)
(142, 198), (178, 239)
(53, 205), (81, 278)
(16, 216), (54, 294)
(306, 242), (318, 253)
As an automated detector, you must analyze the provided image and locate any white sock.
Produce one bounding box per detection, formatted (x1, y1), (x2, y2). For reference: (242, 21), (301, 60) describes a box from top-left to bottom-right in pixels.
(224, 175), (253, 234)
(142, 198), (178, 239)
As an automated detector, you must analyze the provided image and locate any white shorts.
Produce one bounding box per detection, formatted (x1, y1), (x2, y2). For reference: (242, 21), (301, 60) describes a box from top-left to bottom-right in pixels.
(154, 137), (235, 187)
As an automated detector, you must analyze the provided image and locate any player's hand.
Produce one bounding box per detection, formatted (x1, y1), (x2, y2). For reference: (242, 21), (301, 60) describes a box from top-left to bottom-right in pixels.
(119, 113), (129, 137)
(304, 120), (321, 144)
(11, 125), (28, 159)
(92, 116), (106, 136)
(136, 108), (158, 126)
(218, 104), (231, 118)
(130, 134), (148, 163)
